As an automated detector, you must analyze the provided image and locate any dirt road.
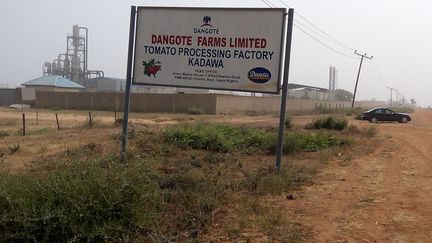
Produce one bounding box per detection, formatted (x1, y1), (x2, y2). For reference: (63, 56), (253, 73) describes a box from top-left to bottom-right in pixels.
(293, 109), (432, 242)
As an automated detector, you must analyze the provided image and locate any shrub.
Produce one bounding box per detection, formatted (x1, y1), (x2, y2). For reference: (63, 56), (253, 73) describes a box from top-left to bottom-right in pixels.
(157, 167), (224, 237)
(187, 107), (204, 115)
(115, 118), (124, 126)
(363, 126), (377, 137)
(244, 165), (316, 195)
(284, 116), (293, 129)
(306, 116), (348, 130)
(347, 124), (362, 134)
(0, 161), (161, 242)
(354, 114), (363, 120)
(0, 131), (9, 138)
(8, 143), (20, 154)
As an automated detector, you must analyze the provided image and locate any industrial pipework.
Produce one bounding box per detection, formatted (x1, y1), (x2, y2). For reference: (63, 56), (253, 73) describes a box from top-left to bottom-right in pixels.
(42, 25), (104, 85)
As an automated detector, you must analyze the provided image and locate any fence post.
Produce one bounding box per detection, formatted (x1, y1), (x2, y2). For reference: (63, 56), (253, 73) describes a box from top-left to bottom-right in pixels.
(22, 113), (26, 136)
(55, 113), (60, 131)
(89, 112), (92, 128)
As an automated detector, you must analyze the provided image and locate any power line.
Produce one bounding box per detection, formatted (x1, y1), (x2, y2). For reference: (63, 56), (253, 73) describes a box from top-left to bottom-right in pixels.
(371, 60), (387, 87)
(259, 0), (276, 8)
(294, 24), (358, 60)
(363, 61), (387, 89)
(273, 0), (356, 51)
(295, 13), (356, 51)
(260, 0), (358, 59)
(293, 19), (353, 51)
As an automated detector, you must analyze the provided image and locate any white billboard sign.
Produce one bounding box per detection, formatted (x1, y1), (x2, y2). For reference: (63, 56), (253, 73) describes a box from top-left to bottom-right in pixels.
(21, 87), (36, 101)
(133, 7), (286, 94)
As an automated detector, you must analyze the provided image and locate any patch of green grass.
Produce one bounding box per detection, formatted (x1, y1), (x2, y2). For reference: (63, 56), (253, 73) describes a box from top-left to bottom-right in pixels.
(163, 124), (272, 153)
(306, 116), (348, 131)
(164, 124), (351, 155)
(278, 133), (351, 154)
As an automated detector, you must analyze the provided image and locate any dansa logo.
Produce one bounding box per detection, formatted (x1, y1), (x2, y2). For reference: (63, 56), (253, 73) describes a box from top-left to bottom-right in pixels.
(248, 67), (272, 83)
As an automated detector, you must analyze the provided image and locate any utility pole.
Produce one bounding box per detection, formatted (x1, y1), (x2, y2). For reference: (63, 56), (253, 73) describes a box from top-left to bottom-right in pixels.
(387, 87), (396, 106)
(395, 90), (398, 104)
(387, 87), (393, 106)
(351, 50), (373, 109)
(395, 90), (400, 104)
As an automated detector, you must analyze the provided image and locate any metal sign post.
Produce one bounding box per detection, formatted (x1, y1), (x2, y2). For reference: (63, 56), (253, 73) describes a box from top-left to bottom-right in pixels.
(275, 8), (294, 171)
(121, 6), (137, 160)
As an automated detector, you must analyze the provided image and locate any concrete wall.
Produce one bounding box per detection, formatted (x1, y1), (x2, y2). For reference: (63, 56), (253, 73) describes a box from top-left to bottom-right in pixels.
(32, 91), (386, 115)
(25, 86), (81, 93)
(36, 91), (217, 114)
(216, 95), (354, 115)
(216, 95), (387, 115)
(0, 89), (17, 106)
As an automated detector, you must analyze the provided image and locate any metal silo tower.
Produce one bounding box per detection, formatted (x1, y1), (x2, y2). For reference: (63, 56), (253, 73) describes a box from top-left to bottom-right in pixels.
(43, 25), (104, 85)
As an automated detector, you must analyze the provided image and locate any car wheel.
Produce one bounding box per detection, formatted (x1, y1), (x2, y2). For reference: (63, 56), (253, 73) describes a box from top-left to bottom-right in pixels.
(401, 117), (408, 123)
(371, 117), (378, 123)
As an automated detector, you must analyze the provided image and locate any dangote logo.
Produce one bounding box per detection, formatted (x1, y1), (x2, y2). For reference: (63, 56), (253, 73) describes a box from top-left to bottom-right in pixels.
(194, 16), (220, 34)
(248, 67), (272, 83)
(201, 16), (212, 27)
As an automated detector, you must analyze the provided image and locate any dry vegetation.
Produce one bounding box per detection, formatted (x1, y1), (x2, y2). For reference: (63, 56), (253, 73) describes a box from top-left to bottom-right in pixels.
(0, 107), (379, 241)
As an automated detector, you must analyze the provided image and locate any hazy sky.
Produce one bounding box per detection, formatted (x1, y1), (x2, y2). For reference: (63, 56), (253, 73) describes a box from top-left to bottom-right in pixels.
(1, 0), (431, 106)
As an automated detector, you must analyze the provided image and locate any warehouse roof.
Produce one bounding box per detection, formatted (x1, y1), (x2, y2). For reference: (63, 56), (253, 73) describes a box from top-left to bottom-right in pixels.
(288, 83), (328, 92)
(21, 76), (84, 89)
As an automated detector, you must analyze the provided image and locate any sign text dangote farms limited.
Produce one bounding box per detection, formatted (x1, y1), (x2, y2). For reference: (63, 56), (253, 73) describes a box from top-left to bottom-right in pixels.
(142, 34), (275, 68)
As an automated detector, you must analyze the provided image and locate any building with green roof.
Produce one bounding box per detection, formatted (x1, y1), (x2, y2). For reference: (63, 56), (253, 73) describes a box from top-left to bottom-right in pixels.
(21, 76), (85, 92)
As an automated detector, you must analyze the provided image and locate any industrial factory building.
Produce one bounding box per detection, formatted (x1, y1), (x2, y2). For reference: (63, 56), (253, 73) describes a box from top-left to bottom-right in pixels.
(0, 88), (16, 106)
(287, 83), (329, 100)
(42, 25), (104, 85)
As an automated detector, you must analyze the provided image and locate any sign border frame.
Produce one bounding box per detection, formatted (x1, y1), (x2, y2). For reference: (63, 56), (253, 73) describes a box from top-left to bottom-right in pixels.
(131, 6), (287, 94)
